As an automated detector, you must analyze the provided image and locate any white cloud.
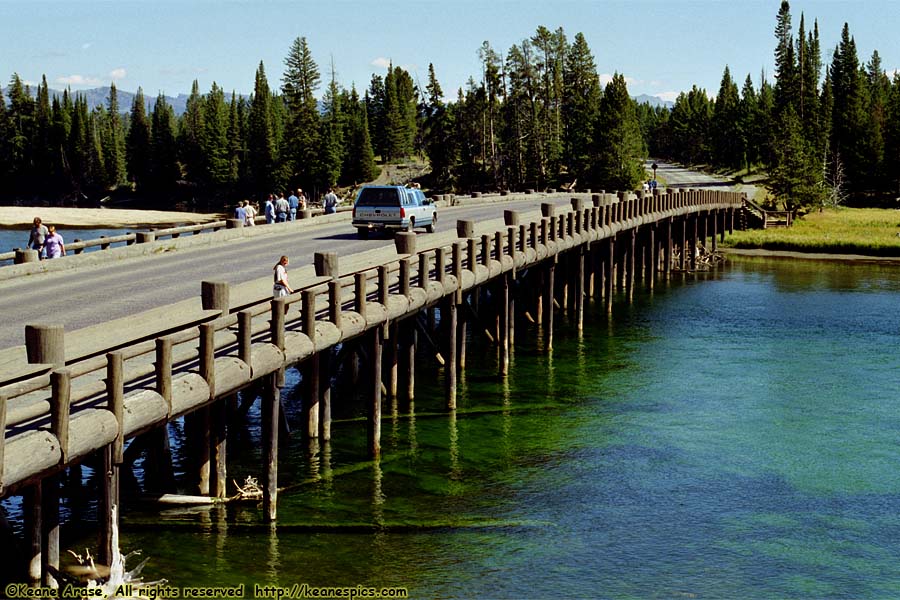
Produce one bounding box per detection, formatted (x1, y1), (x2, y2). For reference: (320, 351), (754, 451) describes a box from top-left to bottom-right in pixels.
(109, 68), (127, 80)
(56, 74), (102, 86)
(656, 91), (681, 103)
(81, 42), (92, 50)
(599, 73), (637, 87)
(371, 57), (392, 70)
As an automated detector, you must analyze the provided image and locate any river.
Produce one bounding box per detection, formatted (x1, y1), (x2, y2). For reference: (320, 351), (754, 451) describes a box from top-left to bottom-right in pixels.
(11, 255), (900, 598)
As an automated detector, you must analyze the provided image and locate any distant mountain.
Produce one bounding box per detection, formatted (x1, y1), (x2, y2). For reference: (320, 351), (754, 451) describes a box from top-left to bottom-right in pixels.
(0, 86), (245, 116)
(633, 94), (674, 109)
(4, 85), (673, 114)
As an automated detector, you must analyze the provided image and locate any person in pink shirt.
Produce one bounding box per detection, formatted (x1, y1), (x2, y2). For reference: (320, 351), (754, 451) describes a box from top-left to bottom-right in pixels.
(43, 225), (66, 259)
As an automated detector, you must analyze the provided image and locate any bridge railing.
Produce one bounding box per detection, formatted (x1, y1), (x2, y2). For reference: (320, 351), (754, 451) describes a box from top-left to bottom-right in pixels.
(0, 188), (745, 496)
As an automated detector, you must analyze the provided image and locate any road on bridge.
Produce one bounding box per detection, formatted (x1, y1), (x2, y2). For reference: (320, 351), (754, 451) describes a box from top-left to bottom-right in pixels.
(0, 162), (740, 351)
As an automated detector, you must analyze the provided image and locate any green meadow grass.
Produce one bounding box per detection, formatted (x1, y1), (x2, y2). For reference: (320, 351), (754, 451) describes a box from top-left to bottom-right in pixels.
(723, 208), (900, 256)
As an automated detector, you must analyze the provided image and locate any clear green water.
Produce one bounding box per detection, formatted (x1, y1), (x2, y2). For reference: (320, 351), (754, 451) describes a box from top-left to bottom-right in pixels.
(115, 257), (900, 597)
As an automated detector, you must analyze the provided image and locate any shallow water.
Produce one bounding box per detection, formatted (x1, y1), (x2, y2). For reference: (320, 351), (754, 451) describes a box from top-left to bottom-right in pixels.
(17, 256), (900, 598)
(0, 227), (133, 256)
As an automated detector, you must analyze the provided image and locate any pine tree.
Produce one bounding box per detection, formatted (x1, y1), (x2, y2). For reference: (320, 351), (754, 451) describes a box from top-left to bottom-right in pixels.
(423, 63), (455, 190)
(202, 82), (231, 187)
(282, 37), (321, 192)
(318, 64), (344, 188)
(366, 75), (386, 159)
(773, 1), (798, 115)
(103, 83), (126, 187)
(739, 74), (759, 169)
(84, 106), (107, 189)
(126, 88), (152, 190)
(562, 32), (601, 182)
(248, 61), (277, 196)
(179, 80), (205, 185)
(343, 86), (379, 184)
(226, 92), (244, 187)
(829, 23), (870, 193)
(711, 65), (742, 169)
(150, 93), (179, 192)
(593, 73), (645, 190)
(769, 106), (822, 210)
(7, 73), (36, 192)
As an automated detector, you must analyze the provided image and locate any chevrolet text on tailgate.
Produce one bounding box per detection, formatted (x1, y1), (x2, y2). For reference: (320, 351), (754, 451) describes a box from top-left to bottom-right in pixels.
(352, 185), (437, 238)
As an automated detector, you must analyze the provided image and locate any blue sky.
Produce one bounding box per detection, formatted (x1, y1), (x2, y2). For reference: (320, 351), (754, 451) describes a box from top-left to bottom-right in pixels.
(1, 0), (897, 102)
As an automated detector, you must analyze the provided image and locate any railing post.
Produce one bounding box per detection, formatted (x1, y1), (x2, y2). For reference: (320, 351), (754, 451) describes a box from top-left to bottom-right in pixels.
(467, 238), (477, 271)
(106, 352), (125, 464)
(481, 234), (491, 266)
(400, 259), (411, 297)
(302, 290), (317, 341)
(199, 322), (216, 399)
(155, 337), (173, 416)
(378, 264), (390, 305)
(418, 253), (430, 288)
(434, 248), (446, 285)
(329, 280), (342, 328)
(238, 310), (252, 368)
(355, 273), (368, 320)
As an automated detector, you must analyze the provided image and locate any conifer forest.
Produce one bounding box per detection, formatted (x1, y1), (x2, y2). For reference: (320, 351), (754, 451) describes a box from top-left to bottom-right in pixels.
(1, 2), (898, 210)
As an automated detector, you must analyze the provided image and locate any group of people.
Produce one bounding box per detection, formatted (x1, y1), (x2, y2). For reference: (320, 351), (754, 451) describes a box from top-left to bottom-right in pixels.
(238, 188), (343, 226)
(27, 217), (66, 259)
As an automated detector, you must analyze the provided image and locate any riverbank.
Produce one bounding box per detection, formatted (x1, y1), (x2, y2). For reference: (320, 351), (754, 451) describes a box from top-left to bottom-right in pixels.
(723, 207), (900, 257)
(0, 206), (223, 229)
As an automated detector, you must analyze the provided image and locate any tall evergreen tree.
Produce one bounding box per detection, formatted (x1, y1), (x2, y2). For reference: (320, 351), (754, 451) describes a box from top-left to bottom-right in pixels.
(126, 88), (152, 190)
(366, 75), (386, 159)
(593, 73), (645, 190)
(711, 65), (742, 169)
(103, 83), (126, 187)
(343, 86), (379, 184)
(248, 62), (277, 195)
(423, 63), (455, 190)
(150, 93), (180, 192)
(562, 32), (601, 182)
(202, 82), (231, 187)
(179, 80), (205, 185)
(773, 1), (798, 115)
(829, 23), (871, 193)
(282, 37), (321, 191)
(318, 64), (345, 188)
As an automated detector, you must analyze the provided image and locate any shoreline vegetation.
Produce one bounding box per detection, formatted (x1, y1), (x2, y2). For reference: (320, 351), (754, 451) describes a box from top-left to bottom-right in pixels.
(721, 207), (900, 258)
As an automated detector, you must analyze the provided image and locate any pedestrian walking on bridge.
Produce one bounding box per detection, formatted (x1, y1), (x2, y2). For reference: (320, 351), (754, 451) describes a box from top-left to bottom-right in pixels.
(273, 255), (293, 298)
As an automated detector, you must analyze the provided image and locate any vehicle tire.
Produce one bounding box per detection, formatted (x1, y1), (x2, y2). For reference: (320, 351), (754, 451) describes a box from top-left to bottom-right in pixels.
(426, 213), (437, 233)
(357, 228), (369, 239)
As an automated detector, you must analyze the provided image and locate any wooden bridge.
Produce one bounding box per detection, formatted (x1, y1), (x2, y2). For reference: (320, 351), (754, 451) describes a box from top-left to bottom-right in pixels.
(0, 188), (742, 587)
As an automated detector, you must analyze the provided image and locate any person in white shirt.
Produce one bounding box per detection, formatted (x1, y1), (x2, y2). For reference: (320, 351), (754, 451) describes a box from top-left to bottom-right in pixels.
(273, 255), (293, 298)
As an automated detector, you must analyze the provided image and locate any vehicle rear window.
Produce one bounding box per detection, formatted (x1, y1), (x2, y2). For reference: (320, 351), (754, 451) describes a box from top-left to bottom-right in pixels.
(355, 188), (400, 207)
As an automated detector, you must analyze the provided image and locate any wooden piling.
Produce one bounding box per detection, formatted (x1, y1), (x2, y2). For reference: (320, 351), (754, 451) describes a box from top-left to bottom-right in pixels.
(263, 373), (279, 522)
(544, 262), (555, 350)
(319, 350), (332, 441)
(402, 319), (416, 401)
(42, 475), (59, 588)
(211, 398), (228, 498)
(25, 483), (41, 587)
(444, 298), (457, 409)
(367, 327), (383, 458)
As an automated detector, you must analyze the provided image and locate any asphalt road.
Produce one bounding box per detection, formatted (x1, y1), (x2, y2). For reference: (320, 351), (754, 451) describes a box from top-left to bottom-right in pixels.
(0, 162), (740, 351)
(0, 196), (573, 350)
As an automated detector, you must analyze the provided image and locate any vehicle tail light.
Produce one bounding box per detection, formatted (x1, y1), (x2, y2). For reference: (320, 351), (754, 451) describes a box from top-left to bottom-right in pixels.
(400, 207), (406, 218)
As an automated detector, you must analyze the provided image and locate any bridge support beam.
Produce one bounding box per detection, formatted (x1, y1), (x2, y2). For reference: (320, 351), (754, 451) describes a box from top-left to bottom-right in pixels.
(319, 350), (332, 441)
(575, 245), (585, 332)
(664, 218), (673, 280)
(691, 214), (699, 271)
(499, 274), (510, 376)
(211, 397), (228, 499)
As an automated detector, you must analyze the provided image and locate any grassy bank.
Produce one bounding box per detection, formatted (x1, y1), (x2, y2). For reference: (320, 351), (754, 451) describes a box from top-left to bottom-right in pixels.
(722, 207), (900, 257)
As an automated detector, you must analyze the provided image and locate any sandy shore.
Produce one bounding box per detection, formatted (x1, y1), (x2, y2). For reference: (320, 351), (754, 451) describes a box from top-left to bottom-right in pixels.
(0, 206), (224, 228)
